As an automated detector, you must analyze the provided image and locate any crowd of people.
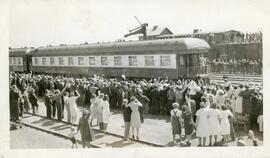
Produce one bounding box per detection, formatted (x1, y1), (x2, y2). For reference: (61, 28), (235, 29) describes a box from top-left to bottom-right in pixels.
(222, 32), (262, 44)
(194, 31), (263, 45)
(198, 56), (262, 75)
(9, 71), (263, 147)
(168, 31), (262, 46)
(207, 58), (262, 75)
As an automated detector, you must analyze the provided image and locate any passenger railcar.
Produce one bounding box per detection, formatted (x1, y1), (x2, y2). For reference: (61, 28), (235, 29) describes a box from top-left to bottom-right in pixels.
(28, 38), (210, 79)
(9, 48), (32, 72)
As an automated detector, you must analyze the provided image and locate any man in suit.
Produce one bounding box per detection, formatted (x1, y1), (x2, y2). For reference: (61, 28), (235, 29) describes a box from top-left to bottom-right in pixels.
(44, 89), (53, 118)
(52, 85), (68, 121)
(183, 94), (197, 122)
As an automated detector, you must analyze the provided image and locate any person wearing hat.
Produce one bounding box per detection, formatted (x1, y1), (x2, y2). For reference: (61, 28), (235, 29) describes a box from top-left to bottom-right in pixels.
(44, 89), (53, 118)
(183, 94), (197, 122)
(77, 110), (95, 148)
(136, 88), (150, 122)
(216, 89), (225, 109)
(28, 88), (39, 114)
(170, 102), (182, 144)
(52, 84), (68, 121)
(175, 85), (185, 108)
(239, 85), (252, 115)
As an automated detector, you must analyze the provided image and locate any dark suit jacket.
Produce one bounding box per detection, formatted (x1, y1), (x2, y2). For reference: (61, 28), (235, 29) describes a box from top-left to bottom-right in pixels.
(184, 99), (196, 117)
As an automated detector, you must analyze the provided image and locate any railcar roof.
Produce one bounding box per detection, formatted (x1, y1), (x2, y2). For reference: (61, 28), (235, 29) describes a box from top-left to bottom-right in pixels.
(9, 48), (33, 56)
(30, 38), (210, 56)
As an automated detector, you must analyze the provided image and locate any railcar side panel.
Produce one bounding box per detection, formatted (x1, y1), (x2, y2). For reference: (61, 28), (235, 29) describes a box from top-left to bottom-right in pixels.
(31, 66), (178, 79)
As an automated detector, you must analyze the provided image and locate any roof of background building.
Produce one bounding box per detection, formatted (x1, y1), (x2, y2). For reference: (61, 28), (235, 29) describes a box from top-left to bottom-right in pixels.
(145, 27), (173, 36)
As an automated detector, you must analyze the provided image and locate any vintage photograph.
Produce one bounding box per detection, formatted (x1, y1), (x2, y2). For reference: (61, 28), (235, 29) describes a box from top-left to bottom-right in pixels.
(8, 0), (264, 150)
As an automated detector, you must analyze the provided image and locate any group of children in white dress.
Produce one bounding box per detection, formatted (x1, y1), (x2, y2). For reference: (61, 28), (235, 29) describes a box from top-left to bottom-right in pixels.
(89, 93), (111, 132)
(171, 96), (235, 146)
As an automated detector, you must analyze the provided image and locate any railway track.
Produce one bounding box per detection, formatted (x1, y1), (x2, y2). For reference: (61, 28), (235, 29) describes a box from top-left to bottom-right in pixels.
(21, 113), (165, 148)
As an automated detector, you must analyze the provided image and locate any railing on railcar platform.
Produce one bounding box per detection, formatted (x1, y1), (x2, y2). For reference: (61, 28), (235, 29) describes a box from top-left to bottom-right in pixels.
(178, 66), (209, 78)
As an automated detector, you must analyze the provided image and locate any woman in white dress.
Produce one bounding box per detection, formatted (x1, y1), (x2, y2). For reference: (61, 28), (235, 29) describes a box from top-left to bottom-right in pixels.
(96, 93), (104, 130)
(196, 101), (209, 146)
(208, 102), (221, 146)
(216, 89), (225, 109)
(89, 94), (98, 126)
(67, 90), (80, 125)
(128, 96), (142, 140)
(219, 105), (233, 146)
(63, 92), (70, 123)
(101, 95), (111, 132)
(234, 85), (243, 114)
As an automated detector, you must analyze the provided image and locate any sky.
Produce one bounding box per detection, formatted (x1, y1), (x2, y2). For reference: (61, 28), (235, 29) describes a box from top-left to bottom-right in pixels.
(9, 0), (270, 48)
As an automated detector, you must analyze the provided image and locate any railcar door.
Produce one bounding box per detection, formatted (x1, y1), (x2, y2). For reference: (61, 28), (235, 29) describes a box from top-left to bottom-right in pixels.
(26, 54), (32, 73)
(178, 53), (200, 78)
(177, 54), (186, 78)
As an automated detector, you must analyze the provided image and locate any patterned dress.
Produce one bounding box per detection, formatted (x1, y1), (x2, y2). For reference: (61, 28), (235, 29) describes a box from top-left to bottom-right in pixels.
(182, 111), (195, 135)
(171, 109), (182, 135)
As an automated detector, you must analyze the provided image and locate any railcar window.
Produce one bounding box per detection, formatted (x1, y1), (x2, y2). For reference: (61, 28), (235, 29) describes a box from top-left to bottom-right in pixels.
(17, 58), (21, 65)
(34, 58), (39, 65)
(128, 56), (137, 66)
(58, 57), (64, 65)
(68, 57), (74, 65)
(50, 58), (55, 65)
(114, 56), (122, 66)
(42, 58), (46, 65)
(9, 58), (12, 65)
(179, 55), (184, 65)
(160, 56), (171, 66)
(13, 58), (17, 65)
(145, 56), (154, 66)
(78, 57), (84, 65)
(89, 57), (95, 65)
(101, 57), (108, 66)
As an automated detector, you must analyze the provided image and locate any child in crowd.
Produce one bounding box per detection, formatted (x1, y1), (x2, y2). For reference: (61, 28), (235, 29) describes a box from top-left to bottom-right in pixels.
(122, 99), (132, 141)
(219, 105), (233, 146)
(69, 126), (78, 148)
(170, 102), (182, 144)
